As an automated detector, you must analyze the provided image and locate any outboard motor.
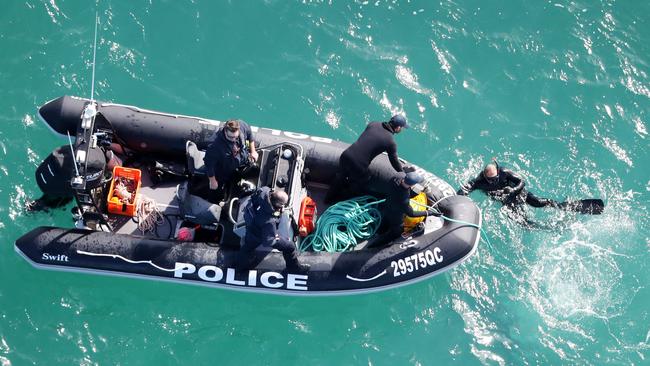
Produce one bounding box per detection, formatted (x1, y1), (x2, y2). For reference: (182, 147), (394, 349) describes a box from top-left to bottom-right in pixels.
(28, 144), (107, 211)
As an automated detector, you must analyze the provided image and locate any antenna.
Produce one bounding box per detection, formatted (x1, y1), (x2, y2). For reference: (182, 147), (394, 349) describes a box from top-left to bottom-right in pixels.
(90, 11), (99, 102)
(75, 11), (101, 189)
(67, 131), (81, 178)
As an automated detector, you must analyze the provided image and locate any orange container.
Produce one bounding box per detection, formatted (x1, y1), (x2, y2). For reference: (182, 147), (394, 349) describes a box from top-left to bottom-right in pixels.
(298, 196), (317, 237)
(107, 166), (141, 216)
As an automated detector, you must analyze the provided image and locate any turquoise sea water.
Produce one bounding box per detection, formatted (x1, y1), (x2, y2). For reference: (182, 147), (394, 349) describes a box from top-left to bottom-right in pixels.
(1, 1), (648, 364)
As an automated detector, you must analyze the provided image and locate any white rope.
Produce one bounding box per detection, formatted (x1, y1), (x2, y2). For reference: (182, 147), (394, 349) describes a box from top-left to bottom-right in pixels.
(136, 194), (164, 234)
(429, 194), (454, 208)
(76, 250), (176, 272)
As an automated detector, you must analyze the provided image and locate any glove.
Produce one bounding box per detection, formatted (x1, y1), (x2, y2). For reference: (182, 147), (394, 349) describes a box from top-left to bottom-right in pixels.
(488, 189), (503, 197)
(208, 176), (219, 190)
(457, 184), (471, 196)
(503, 186), (514, 194)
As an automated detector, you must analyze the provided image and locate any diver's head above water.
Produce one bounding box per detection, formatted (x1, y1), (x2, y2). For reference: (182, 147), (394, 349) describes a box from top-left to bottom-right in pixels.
(483, 163), (499, 183)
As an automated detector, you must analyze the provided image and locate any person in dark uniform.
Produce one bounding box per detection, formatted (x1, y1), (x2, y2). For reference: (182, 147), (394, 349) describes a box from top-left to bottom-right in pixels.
(204, 119), (258, 198)
(237, 187), (310, 273)
(326, 114), (408, 203)
(457, 162), (557, 208)
(367, 172), (440, 248)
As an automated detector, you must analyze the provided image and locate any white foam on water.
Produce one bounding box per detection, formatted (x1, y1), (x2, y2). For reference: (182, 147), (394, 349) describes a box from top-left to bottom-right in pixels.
(394, 64), (440, 109)
(522, 174), (642, 358)
(325, 110), (340, 129)
(632, 116), (647, 137)
(8, 185), (27, 221)
(21, 115), (34, 127)
(43, 0), (68, 25)
(106, 40), (147, 82)
(530, 229), (626, 318)
(431, 41), (452, 74)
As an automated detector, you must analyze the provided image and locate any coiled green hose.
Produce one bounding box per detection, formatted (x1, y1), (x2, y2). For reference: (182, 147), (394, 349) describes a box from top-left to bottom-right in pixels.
(299, 196), (385, 252)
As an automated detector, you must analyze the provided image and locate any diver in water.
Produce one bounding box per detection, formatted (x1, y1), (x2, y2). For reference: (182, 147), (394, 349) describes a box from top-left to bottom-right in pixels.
(457, 161), (604, 216)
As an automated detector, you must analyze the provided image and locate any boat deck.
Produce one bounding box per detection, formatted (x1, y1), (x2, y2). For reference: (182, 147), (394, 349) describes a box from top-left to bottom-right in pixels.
(106, 163), (336, 249)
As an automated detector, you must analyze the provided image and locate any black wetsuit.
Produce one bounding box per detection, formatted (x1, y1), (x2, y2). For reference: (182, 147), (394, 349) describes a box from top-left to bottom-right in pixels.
(367, 178), (437, 248)
(328, 122), (403, 202)
(457, 168), (557, 208)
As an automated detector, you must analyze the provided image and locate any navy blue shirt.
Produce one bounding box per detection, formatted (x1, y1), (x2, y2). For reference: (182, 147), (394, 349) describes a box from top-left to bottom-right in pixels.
(204, 120), (253, 184)
(243, 187), (282, 247)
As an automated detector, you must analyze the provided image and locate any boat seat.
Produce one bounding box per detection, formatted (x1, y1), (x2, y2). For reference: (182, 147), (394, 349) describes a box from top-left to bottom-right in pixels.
(186, 141), (206, 176)
(176, 181), (221, 225)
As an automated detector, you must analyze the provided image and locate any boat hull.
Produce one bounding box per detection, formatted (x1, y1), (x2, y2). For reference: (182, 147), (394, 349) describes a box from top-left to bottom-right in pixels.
(17, 95), (483, 295)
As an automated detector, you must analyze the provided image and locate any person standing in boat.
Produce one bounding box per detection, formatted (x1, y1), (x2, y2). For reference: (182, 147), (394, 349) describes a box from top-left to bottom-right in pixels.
(367, 172), (440, 248)
(457, 161), (604, 215)
(204, 119), (258, 198)
(326, 114), (408, 203)
(237, 187), (310, 273)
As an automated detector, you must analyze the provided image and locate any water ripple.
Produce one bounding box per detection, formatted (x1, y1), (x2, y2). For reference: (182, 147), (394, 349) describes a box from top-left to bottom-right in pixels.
(394, 64), (439, 108)
(42, 0), (67, 25)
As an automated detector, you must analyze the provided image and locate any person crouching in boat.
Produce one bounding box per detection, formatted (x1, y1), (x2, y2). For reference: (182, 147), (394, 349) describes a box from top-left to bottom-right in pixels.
(367, 172), (440, 248)
(204, 119), (259, 200)
(457, 161), (604, 216)
(326, 114), (408, 203)
(236, 187), (310, 273)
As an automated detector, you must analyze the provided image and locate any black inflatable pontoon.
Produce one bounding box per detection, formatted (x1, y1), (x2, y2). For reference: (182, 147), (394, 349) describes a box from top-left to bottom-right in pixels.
(15, 96), (482, 295)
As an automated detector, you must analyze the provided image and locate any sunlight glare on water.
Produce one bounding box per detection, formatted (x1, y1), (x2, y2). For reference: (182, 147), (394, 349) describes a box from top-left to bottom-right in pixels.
(0, 0), (648, 364)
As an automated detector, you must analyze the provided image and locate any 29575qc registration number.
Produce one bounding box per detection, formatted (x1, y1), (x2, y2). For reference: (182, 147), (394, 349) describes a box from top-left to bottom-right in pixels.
(390, 248), (443, 277)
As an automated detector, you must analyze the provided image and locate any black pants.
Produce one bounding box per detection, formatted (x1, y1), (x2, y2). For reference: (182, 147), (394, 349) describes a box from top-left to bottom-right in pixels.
(236, 238), (300, 270)
(501, 190), (557, 208)
(525, 192), (557, 207)
(326, 154), (370, 203)
(517, 192), (557, 208)
(366, 227), (402, 248)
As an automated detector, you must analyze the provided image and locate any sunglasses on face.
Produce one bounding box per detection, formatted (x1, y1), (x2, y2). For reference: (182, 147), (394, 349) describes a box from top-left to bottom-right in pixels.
(225, 129), (240, 141)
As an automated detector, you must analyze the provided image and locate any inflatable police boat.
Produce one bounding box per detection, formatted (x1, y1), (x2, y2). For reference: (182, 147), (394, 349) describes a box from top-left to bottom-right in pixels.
(15, 96), (482, 295)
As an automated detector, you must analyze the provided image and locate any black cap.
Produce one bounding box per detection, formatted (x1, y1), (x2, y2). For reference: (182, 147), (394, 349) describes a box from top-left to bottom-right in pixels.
(404, 172), (423, 186)
(389, 114), (408, 129)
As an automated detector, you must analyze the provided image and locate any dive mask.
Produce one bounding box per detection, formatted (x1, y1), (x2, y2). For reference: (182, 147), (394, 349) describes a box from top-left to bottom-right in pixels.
(225, 129), (239, 142)
(485, 173), (499, 184)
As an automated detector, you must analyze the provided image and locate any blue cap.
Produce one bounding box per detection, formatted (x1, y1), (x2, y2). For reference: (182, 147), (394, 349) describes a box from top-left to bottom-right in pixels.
(389, 114), (409, 129)
(404, 172), (423, 186)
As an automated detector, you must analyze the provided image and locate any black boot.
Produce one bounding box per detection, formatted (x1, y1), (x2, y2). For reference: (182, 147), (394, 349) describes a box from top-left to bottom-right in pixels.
(284, 252), (310, 274)
(289, 262), (310, 274)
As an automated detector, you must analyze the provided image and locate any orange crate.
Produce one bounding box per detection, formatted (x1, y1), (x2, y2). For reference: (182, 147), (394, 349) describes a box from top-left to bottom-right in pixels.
(107, 166), (141, 216)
